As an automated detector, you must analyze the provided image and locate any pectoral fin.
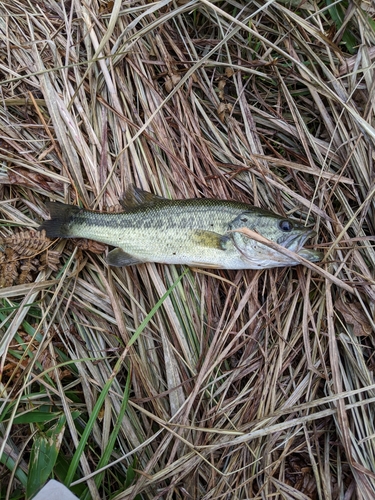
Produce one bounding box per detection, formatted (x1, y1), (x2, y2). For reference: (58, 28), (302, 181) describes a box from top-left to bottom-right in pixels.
(193, 230), (229, 250)
(107, 248), (144, 267)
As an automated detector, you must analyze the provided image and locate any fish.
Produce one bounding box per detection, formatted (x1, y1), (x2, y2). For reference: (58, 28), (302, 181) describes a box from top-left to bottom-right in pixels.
(38, 186), (322, 269)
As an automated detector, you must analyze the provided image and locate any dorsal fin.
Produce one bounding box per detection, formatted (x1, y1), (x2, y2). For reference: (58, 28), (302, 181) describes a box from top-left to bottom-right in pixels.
(120, 185), (169, 209)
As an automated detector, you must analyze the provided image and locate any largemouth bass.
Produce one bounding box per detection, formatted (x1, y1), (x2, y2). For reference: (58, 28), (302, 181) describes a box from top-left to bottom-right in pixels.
(39, 187), (322, 269)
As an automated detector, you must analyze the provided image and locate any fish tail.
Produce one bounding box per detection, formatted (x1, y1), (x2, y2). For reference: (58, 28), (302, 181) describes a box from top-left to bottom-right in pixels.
(39, 201), (81, 238)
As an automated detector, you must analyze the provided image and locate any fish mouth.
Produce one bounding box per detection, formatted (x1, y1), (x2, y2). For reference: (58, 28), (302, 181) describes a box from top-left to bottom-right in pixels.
(278, 229), (316, 252)
(297, 248), (323, 262)
(230, 226), (323, 266)
(278, 229), (322, 262)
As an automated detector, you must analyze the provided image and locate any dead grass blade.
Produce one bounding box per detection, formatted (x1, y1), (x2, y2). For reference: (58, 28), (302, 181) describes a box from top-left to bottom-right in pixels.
(1, 0), (375, 498)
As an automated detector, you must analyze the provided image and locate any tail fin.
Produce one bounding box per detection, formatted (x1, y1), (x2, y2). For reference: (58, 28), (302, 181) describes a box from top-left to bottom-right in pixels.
(38, 202), (81, 238)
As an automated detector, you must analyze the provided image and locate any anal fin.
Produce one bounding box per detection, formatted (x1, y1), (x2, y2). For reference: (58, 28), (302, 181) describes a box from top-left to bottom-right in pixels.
(107, 248), (144, 267)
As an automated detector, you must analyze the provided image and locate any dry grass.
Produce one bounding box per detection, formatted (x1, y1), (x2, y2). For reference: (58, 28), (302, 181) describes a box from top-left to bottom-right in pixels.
(1, 0), (375, 498)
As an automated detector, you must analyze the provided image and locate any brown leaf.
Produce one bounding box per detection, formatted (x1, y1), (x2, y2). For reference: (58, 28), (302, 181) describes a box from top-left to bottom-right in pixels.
(8, 167), (63, 192)
(1, 229), (50, 256)
(39, 249), (61, 271)
(165, 73), (181, 93)
(336, 297), (372, 336)
(217, 79), (226, 100)
(75, 239), (107, 254)
(217, 102), (233, 123)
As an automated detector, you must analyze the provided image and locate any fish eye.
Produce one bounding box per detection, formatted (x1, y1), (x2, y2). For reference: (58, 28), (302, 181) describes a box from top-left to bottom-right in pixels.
(279, 220), (293, 232)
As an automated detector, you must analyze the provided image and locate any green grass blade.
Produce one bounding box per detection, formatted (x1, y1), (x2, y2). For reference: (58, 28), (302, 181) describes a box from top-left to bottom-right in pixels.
(64, 269), (187, 487)
(80, 368), (132, 500)
(26, 414), (66, 499)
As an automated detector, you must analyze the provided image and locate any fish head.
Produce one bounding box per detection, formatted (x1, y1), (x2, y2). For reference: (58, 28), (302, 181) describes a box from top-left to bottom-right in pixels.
(227, 209), (322, 268)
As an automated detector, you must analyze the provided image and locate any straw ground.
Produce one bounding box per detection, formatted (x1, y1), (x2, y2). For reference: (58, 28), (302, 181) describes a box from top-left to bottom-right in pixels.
(1, 0), (375, 498)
